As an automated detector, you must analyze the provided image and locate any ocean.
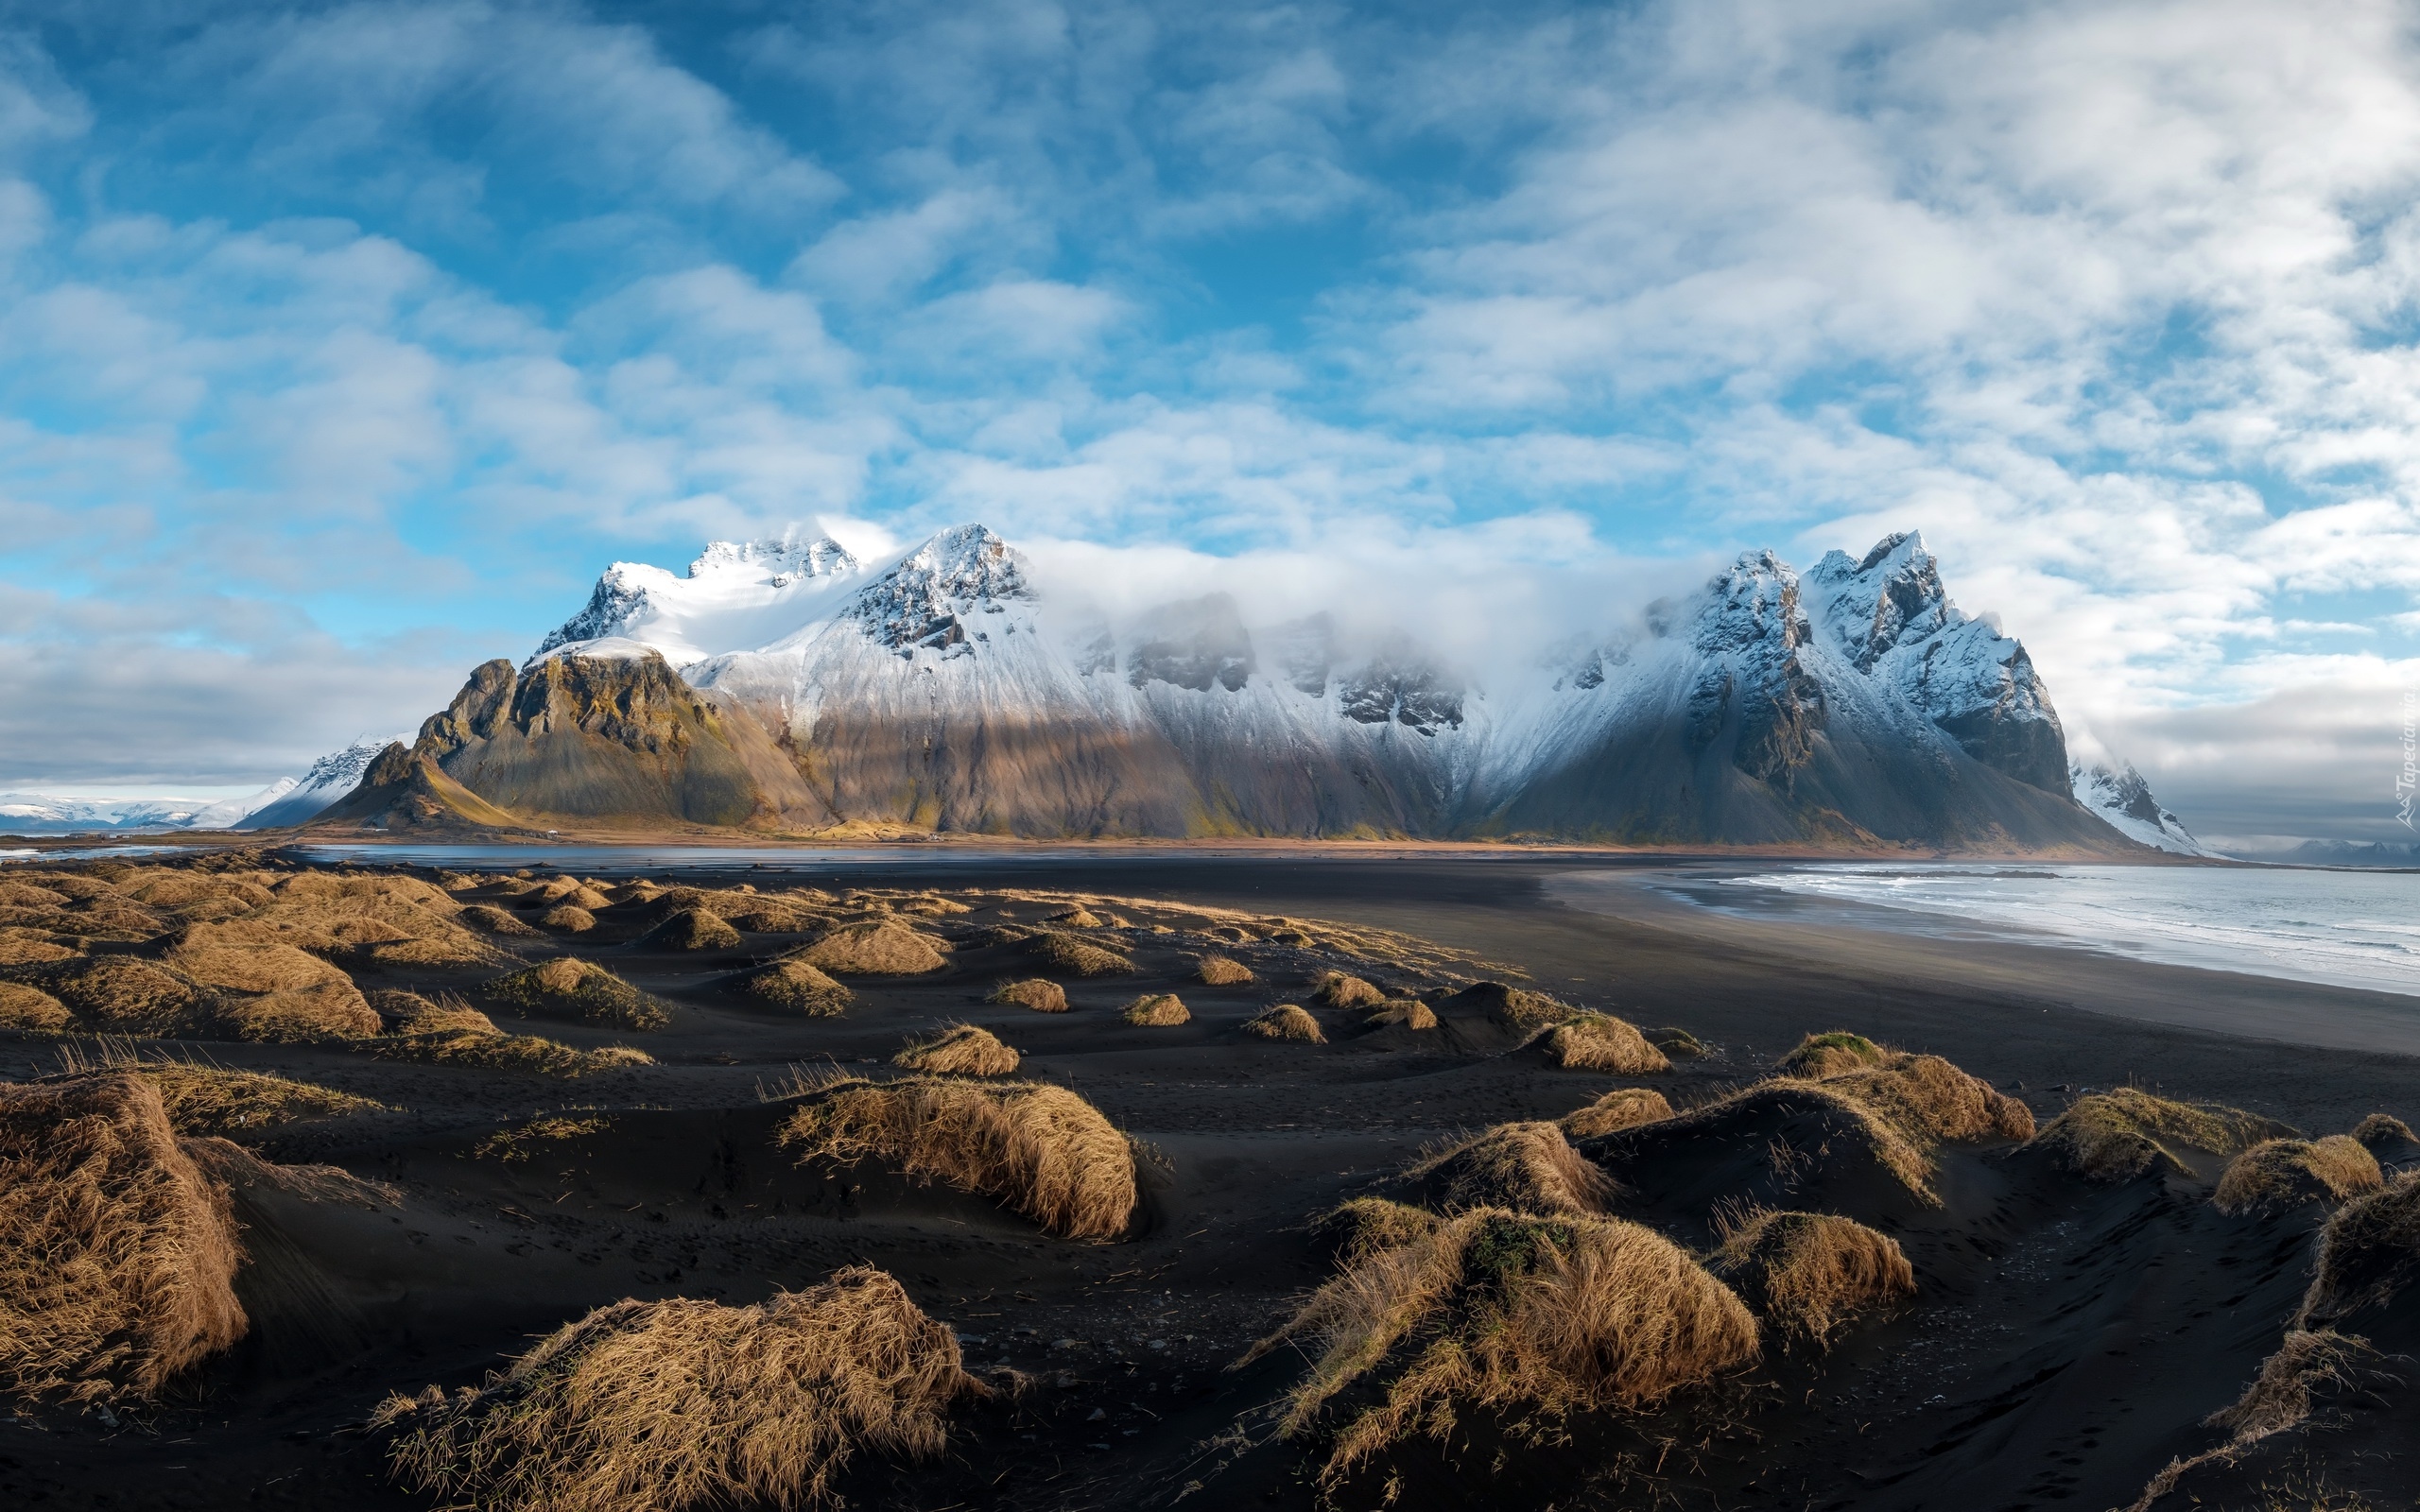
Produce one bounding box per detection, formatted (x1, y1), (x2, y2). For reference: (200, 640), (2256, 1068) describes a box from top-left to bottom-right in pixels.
(1624, 862), (2420, 999)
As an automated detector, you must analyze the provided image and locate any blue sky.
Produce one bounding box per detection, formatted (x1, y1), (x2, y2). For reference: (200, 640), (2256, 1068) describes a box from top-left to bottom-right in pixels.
(1, 0), (2415, 841)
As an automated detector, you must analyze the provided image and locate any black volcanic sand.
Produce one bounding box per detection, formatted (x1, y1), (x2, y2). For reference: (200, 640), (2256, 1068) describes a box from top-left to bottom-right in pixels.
(3, 849), (2417, 1512)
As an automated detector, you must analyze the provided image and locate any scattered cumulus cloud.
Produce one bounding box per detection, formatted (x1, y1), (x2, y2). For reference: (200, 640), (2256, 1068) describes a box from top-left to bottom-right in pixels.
(0, 0), (2410, 841)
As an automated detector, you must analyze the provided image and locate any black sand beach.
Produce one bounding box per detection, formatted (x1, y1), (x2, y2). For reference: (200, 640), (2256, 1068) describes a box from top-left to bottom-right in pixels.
(2, 848), (2414, 1511)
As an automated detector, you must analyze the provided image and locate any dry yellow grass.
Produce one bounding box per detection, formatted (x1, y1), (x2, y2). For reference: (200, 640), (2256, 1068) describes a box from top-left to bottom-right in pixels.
(1411, 1121), (1618, 1216)
(780, 1076), (1137, 1240)
(798, 920), (949, 975)
(1240, 1208), (1758, 1485)
(369, 988), (500, 1036)
(1195, 955), (1253, 986)
(1119, 993), (1190, 1026)
(2352, 1113), (2417, 1148)
(892, 1023), (1020, 1076)
(165, 925), (383, 1041)
(635, 908), (743, 952)
(0, 1072), (248, 1403)
(475, 1115), (613, 1163)
(0, 981), (71, 1031)
(735, 958), (854, 1017)
(1540, 1012), (1670, 1074)
(2296, 1171), (2420, 1327)
(1711, 1210), (1914, 1345)
(1311, 971), (1385, 1009)
(985, 979), (1068, 1013)
(1775, 1031), (1890, 1079)
(1027, 931), (1132, 977)
(50, 1043), (382, 1139)
(1819, 1052), (2036, 1143)
(1243, 1004), (1325, 1043)
(1315, 1197), (1444, 1263)
(374, 1026), (654, 1077)
(2031, 1088), (2289, 1182)
(2119, 1330), (2380, 1512)
(488, 958), (671, 1032)
(1365, 999), (1438, 1031)
(459, 902), (542, 937)
(2215, 1137), (2383, 1216)
(376, 1266), (981, 1512)
(181, 1136), (401, 1209)
(1560, 1088), (1675, 1140)
(1466, 983), (1576, 1032)
(38, 956), (201, 1035)
(0, 928), (77, 966)
(1647, 1026), (1706, 1058)
(539, 904), (596, 934)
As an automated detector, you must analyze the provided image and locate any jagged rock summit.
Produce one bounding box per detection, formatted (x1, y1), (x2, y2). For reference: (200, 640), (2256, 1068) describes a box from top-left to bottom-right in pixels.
(298, 524), (2177, 850)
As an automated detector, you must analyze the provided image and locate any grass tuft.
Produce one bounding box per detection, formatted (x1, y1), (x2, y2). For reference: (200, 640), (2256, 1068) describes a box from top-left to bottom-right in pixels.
(2030, 1088), (2290, 1182)
(1646, 1026), (1705, 1058)
(1559, 1088), (1674, 1140)
(1196, 955), (1254, 986)
(1314, 1197), (1443, 1264)
(733, 958), (853, 1018)
(1238, 1207), (1757, 1486)
(1540, 1012), (1669, 1074)
(1410, 1121), (1618, 1216)
(459, 903), (541, 937)
(0, 1072), (247, 1404)
(1243, 1004), (1325, 1043)
(799, 921), (949, 975)
(1710, 1209), (1914, 1345)
(1119, 993), (1190, 1026)
(2296, 1171), (2420, 1327)
(375, 1266), (982, 1512)
(633, 908), (742, 953)
(1364, 1000), (1437, 1032)
(985, 979), (1067, 1013)
(2351, 1113), (2417, 1149)
(1774, 1031), (1885, 1079)
(51, 1041), (381, 1138)
(488, 958), (670, 1032)
(2214, 1137), (2383, 1216)
(1310, 972), (1384, 1009)
(779, 1077), (1138, 1240)
(539, 904), (596, 934)
(1026, 932), (1132, 978)
(0, 981), (71, 1032)
(892, 1023), (1020, 1077)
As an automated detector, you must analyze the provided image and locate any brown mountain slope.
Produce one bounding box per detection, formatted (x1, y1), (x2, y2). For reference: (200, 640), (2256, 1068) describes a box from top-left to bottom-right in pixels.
(318, 653), (833, 833)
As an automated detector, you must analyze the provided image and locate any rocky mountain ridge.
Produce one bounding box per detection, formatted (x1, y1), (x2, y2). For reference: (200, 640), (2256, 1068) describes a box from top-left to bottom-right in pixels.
(294, 524), (2179, 850)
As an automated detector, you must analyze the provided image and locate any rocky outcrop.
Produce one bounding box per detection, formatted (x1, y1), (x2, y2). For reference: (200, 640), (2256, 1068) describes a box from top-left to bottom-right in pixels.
(318, 651), (832, 833)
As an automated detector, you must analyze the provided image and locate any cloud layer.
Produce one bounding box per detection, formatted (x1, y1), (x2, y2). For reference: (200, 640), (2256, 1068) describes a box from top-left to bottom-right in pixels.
(0, 0), (2412, 837)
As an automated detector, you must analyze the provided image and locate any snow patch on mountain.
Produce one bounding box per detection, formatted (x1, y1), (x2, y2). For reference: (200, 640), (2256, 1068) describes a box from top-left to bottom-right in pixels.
(534, 532), (869, 665)
(2070, 761), (2221, 856)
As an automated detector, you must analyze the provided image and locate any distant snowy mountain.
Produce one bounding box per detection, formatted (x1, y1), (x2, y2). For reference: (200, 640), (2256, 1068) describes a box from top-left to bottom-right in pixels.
(244, 736), (413, 829)
(2068, 762), (2221, 857)
(0, 779), (292, 834)
(336, 522), (2156, 850)
(2221, 838), (2420, 868)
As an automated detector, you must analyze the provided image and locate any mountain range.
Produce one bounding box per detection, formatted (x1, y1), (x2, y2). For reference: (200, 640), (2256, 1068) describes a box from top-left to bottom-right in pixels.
(251, 524), (2204, 853)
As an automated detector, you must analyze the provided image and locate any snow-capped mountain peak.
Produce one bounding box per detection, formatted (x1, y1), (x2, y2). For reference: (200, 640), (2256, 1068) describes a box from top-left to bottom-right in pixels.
(687, 536), (858, 583)
(535, 531), (875, 667)
(840, 524), (1036, 658)
(2070, 761), (2220, 856)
